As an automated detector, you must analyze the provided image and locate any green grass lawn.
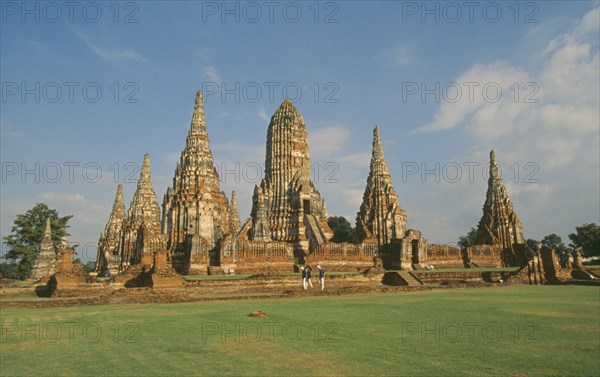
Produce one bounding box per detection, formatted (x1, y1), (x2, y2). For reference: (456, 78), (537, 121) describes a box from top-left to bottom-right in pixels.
(1, 285), (598, 376)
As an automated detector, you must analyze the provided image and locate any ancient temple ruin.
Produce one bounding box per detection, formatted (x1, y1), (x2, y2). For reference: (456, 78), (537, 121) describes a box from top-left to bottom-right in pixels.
(307, 127), (426, 271)
(31, 218), (57, 280)
(464, 150), (527, 267)
(242, 99), (332, 253)
(354, 126), (407, 246)
(227, 191), (241, 234)
(95, 184), (126, 276)
(121, 153), (166, 269)
(93, 89), (539, 279)
(161, 90), (239, 273)
(476, 150), (525, 248)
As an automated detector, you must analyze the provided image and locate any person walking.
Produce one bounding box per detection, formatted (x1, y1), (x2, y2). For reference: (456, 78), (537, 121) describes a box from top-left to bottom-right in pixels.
(301, 266), (306, 289)
(317, 265), (325, 291)
(305, 265), (314, 289)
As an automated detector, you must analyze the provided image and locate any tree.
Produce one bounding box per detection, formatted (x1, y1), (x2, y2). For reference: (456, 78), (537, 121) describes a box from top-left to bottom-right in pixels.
(2, 203), (72, 279)
(526, 238), (539, 250)
(328, 216), (354, 243)
(0, 262), (19, 280)
(457, 227), (477, 249)
(568, 223), (600, 258)
(541, 233), (567, 254)
(74, 259), (95, 273)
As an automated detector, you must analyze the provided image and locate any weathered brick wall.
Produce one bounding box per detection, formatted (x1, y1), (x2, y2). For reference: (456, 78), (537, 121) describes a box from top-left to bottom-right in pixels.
(426, 244), (465, 267)
(305, 242), (378, 270)
(309, 242), (377, 261)
(465, 244), (504, 267)
(217, 236), (295, 273)
(539, 246), (573, 283)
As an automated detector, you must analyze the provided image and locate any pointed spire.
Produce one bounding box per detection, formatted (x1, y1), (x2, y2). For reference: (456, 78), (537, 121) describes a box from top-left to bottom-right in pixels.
(354, 126), (406, 245)
(96, 183), (128, 274)
(111, 184), (126, 217)
(59, 233), (68, 249)
(231, 190), (238, 208)
(228, 191), (241, 234)
(39, 218), (54, 253)
(128, 154), (161, 225)
(162, 89), (233, 260)
(476, 150), (525, 247)
(43, 218), (52, 243)
(370, 126), (389, 175)
(139, 153), (152, 187)
(485, 149), (506, 208)
(191, 90), (206, 133)
(183, 90), (213, 161)
(489, 149), (501, 182)
(31, 218), (57, 279)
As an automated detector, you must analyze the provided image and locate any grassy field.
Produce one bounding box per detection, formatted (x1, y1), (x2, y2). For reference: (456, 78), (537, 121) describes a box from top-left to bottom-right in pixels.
(0, 285), (598, 376)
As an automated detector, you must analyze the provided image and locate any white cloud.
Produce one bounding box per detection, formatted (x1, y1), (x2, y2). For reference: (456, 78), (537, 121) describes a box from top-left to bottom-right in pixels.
(385, 46), (415, 66)
(39, 192), (86, 203)
(36, 193), (107, 225)
(73, 29), (147, 63)
(203, 66), (222, 83)
(415, 60), (531, 134)
(408, 7), (600, 242)
(310, 125), (351, 157)
(0, 121), (26, 138)
(338, 152), (371, 168)
(213, 140), (264, 164)
(257, 108), (269, 122)
(342, 189), (363, 216)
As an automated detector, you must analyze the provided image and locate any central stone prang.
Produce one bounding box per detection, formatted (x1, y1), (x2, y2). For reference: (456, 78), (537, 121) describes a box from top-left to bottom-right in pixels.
(242, 99), (333, 257)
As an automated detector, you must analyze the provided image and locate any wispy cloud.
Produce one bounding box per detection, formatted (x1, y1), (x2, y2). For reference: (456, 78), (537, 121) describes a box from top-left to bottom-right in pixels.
(257, 108), (269, 122)
(384, 46), (415, 66)
(73, 29), (147, 63)
(0, 122), (26, 138)
(6, 131), (26, 138)
(416, 8), (599, 136)
(37, 192), (107, 225)
(414, 60), (530, 134)
(203, 65), (222, 82)
(310, 125), (351, 157)
(404, 7), (600, 242)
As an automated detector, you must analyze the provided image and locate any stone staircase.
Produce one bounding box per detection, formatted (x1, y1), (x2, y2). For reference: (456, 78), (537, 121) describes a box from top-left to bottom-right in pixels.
(399, 271), (424, 286)
(304, 214), (327, 249)
(382, 271), (424, 286)
(584, 269), (600, 279)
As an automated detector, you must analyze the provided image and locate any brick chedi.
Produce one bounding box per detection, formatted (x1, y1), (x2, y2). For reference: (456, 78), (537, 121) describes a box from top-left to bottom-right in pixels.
(161, 91), (238, 273)
(95, 184), (126, 276)
(354, 127), (407, 246)
(476, 150), (525, 249)
(244, 100), (332, 256)
(227, 191), (241, 234)
(122, 153), (165, 269)
(49, 234), (88, 292)
(31, 218), (57, 280)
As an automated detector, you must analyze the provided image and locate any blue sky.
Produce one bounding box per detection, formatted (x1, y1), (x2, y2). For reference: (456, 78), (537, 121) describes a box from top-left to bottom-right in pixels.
(1, 1), (599, 261)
